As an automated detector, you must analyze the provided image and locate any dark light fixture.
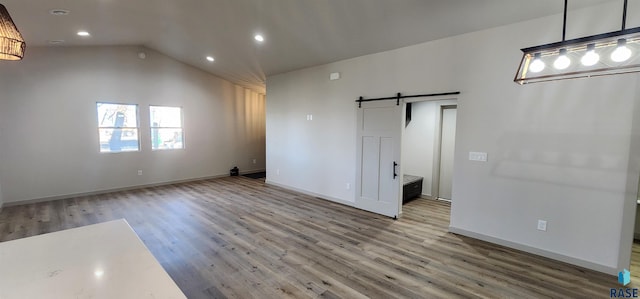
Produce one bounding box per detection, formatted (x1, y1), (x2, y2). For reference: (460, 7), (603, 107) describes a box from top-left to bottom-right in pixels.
(514, 0), (639, 84)
(0, 4), (24, 61)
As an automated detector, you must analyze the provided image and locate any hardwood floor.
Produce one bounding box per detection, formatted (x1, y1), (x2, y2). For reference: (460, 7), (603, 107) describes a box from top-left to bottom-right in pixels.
(0, 177), (626, 298)
(630, 241), (640, 286)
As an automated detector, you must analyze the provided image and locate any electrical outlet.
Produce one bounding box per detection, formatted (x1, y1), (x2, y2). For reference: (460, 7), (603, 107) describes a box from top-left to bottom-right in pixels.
(252, 159), (257, 164)
(276, 169), (280, 175)
(346, 183), (351, 190)
(537, 220), (547, 231)
(137, 170), (143, 176)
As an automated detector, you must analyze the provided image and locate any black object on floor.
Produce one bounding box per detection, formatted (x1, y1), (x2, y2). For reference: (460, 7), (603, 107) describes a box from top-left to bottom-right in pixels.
(242, 172), (266, 179)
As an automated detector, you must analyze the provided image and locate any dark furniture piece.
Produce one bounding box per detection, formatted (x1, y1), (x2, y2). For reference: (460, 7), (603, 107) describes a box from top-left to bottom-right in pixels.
(403, 175), (423, 204)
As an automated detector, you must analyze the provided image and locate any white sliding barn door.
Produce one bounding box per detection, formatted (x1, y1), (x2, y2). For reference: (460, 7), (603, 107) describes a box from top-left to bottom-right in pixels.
(355, 101), (402, 218)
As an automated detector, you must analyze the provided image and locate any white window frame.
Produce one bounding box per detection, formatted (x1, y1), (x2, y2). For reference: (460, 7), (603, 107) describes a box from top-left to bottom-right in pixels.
(149, 105), (185, 151)
(96, 102), (140, 153)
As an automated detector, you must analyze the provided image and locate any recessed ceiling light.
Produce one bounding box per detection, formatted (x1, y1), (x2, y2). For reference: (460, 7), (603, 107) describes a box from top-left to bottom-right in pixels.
(94, 269), (104, 278)
(49, 9), (70, 16)
(206, 56), (215, 62)
(254, 34), (264, 42)
(48, 40), (65, 45)
(77, 31), (90, 37)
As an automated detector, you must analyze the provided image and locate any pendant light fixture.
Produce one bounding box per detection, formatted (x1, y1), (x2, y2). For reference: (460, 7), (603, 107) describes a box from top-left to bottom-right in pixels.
(0, 4), (25, 61)
(514, 0), (639, 84)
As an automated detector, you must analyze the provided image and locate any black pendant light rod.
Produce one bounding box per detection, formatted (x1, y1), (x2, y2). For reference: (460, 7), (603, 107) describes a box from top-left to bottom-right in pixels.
(524, 0), (636, 52)
(562, 0), (568, 41)
(356, 92), (460, 108)
(622, 0), (628, 31)
(522, 26), (640, 52)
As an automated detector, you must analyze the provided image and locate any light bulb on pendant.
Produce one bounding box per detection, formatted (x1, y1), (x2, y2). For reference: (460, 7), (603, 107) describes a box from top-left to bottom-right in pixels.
(554, 48), (571, 70)
(529, 53), (545, 73)
(611, 39), (632, 62)
(581, 43), (599, 66)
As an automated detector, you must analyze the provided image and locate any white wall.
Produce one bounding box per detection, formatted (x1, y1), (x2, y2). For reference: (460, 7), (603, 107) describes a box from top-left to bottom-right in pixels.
(0, 46), (266, 204)
(266, 2), (640, 275)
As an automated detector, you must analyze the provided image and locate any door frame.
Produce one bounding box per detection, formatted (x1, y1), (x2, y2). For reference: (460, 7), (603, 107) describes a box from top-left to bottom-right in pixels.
(355, 97), (458, 218)
(432, 104), (457, 201)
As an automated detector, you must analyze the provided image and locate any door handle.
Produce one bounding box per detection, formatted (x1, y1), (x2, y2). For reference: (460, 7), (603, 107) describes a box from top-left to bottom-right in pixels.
(393, 161), (398, 179)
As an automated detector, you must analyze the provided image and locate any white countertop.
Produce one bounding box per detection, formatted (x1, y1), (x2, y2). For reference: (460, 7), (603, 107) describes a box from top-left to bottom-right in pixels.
(0, 219), (186, 299)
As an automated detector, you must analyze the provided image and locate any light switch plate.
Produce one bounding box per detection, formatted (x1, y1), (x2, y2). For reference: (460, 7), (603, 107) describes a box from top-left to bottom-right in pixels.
(469, 152), (488, 162)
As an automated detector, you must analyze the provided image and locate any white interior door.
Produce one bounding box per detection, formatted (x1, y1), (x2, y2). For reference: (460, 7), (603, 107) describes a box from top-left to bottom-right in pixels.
(355, 101), (402, 218)
(438, 106), (457, 200)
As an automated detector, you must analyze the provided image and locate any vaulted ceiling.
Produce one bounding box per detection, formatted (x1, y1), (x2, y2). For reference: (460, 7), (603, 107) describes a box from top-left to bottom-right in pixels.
(2, 0), (616, 93)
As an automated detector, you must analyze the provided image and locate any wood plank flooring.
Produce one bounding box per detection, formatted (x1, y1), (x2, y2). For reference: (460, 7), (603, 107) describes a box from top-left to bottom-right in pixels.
(0, 177), (629, 298)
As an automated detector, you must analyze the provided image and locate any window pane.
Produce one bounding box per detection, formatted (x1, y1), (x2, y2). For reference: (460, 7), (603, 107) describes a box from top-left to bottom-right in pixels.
(97, 102), (139, 153)
(151, 128), (184, 150)
(99, 128), (140, 152)
(97, 103), (138, 128)
(150, 106), (182, 128)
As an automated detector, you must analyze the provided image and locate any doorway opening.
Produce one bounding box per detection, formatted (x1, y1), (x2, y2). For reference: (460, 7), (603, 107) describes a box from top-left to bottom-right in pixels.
(400, 99), (457, 207)
(630, 175), (640, 283)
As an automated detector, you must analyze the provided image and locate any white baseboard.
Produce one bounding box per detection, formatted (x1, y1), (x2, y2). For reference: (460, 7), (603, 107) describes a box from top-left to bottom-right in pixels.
(265, 180), (356, 208)
(3, 174), (233, 207)
(449, 226), (618, 276)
